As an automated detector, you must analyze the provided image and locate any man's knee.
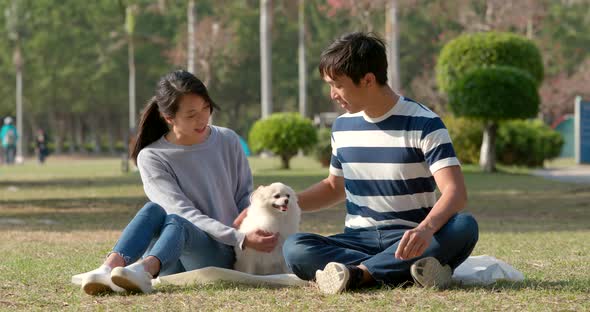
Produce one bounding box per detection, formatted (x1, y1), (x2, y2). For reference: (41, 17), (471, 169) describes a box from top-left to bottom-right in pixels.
(454, 213), (479, 244)
(283, 233), (317, 264)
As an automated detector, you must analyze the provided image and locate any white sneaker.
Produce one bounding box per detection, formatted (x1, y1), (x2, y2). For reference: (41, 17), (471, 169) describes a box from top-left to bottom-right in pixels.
(110, 262), (154, 294)
(315, 262), (350, 294)
(410, 257), (452, 289)
(80, 265), (125, 295)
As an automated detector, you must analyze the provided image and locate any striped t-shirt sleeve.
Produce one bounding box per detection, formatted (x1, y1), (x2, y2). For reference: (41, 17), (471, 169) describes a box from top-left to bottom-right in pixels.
(420, 117), (461, 174)
(329, 130), (344, 177)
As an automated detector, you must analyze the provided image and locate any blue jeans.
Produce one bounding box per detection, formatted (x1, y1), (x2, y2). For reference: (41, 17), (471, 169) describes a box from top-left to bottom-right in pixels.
(283, 213), (478, 285)
(4, 145), (15, 164)
(111, 202), (235, 276)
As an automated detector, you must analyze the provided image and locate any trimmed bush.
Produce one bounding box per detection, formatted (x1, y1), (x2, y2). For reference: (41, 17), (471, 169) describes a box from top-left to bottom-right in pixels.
(442, 116), (482, 164)
(437, 31), (544, 93)
(496, 119), (564, 167)
(448, 66), (540, 120)
(249, 113), (317, 169)
(313, 127), (332, 167)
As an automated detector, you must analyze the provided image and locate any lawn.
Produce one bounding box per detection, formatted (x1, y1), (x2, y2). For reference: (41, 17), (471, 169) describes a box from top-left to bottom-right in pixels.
(0, 157), (588, 311)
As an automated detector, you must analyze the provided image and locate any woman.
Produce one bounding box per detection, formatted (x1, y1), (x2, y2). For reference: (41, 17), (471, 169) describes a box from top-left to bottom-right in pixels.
(80, 70), (278, 295)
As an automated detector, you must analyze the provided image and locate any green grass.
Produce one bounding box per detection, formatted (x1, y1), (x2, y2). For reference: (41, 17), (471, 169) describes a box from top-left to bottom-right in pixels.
(0, 157), (589, 311)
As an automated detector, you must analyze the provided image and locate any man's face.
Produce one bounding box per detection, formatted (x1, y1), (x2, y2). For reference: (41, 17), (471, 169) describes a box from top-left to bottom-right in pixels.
(323, 74), (367, 114)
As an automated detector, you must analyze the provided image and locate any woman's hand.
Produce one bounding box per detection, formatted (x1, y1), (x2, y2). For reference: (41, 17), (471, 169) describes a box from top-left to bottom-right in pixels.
(243, 229), (279, 253)
(233, 208), (248, 229)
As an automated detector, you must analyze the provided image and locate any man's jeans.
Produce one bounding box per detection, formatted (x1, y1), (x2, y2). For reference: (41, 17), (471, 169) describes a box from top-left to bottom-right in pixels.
(283, 213), (478, 285)
(111, 202), (235, 276)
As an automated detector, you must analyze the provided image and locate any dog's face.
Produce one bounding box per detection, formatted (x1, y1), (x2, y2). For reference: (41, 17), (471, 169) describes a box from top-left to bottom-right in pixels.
(250, 182), (297, 214)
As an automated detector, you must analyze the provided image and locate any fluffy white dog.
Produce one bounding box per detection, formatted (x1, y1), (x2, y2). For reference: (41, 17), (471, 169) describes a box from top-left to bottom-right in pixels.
(234, 182), (301, 275)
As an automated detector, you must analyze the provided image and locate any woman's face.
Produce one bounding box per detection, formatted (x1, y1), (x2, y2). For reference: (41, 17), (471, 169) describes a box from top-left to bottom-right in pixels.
(164, 93), (211, 145)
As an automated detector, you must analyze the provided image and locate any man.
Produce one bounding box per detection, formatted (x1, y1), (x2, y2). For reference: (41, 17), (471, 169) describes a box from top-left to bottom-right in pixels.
(1, 116), (18, 165)
(281, 32), (478, 294)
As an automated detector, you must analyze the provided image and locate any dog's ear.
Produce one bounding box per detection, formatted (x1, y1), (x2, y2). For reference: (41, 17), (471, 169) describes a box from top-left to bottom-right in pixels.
(249, 185), (265, 203)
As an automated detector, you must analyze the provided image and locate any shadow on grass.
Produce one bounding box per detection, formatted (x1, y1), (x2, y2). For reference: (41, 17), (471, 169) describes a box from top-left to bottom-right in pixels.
(457, 278), (590, 292)
(0, 196), (147, 210)
(0, 175), (141, 189)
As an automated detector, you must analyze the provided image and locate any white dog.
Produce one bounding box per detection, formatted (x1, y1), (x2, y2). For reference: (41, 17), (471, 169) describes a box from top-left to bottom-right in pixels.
(234, 182), (301, 275)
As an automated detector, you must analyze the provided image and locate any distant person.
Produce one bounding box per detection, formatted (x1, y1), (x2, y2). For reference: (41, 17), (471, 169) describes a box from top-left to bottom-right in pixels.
(1, 116), (17, 165)
(78, 70), (276, 295)
(35, 129), (49, 164)
(279, 32), (478, 293)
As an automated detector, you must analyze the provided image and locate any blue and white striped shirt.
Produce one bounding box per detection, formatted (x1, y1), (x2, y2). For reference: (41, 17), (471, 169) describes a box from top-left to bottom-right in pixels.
(329, 96), (460, 231)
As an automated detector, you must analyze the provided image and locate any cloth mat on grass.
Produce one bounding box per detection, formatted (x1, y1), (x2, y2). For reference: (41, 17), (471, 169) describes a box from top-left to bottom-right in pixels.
(72, 255), (523, 288)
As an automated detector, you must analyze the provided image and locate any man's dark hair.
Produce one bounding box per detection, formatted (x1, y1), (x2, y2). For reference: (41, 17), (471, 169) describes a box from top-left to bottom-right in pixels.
(318, 32), (388, 86)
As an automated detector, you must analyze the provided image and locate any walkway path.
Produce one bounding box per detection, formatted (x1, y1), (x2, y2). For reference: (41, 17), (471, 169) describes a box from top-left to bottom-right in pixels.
(532, 165), (590, 184)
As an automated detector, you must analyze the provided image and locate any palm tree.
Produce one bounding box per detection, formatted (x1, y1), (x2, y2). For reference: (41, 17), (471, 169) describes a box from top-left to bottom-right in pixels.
(385, 0), (400, 91)
(298, 0), (306, 118)
(260, 0), (272, 118)
(125, 5), (137, 133)
(187, 0), (196, 74)
(5, 0), (27, 163)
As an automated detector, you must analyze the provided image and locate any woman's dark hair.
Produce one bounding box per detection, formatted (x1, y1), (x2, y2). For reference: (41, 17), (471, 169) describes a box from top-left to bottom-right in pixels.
(318, 32), (388, 85)
(131, 70), (218, 164)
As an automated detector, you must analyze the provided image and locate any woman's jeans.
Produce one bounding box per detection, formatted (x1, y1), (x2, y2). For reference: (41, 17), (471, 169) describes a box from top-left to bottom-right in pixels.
(283, 213), (478, 285)
(111, 202), (235, 276)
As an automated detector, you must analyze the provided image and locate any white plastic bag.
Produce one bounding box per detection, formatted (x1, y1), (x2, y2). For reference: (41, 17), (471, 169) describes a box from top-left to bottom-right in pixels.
(452, 255), (524, 285)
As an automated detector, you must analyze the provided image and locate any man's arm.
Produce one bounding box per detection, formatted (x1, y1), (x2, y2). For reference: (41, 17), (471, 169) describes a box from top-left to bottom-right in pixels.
(395, 165), (467, 260)
(297, 174), (346, 212)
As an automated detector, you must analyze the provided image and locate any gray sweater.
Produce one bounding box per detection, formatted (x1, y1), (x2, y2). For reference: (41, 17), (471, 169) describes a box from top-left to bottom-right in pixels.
(136, 126), (252, 247)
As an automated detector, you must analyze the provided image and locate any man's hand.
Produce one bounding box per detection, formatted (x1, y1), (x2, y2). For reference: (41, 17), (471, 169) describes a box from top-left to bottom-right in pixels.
(395, 227), (434, 260)
(243, 229), (279, 253)
(233, 208), (248, 229)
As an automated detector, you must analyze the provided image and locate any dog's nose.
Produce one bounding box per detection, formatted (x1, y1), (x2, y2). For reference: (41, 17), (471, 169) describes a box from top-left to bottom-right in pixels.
(284, 199), (289, 204)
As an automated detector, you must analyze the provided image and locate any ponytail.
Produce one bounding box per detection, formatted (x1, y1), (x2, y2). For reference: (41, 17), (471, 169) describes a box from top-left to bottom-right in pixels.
(131, 97), (169, 164)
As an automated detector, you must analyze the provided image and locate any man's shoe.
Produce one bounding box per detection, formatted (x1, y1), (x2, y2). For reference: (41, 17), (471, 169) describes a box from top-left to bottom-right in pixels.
(315, 262), (363, 294)
(80, 265), (125, 295)
(410, 257), (452, 289)
(110, 262), (154, 294)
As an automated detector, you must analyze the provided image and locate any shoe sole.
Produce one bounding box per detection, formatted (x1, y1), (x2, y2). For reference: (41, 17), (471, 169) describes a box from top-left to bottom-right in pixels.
(82, 281), (114, 296)
(315, 262), (349, 294)
(410, 257), (452, 289)
(111, 268), (151, 294)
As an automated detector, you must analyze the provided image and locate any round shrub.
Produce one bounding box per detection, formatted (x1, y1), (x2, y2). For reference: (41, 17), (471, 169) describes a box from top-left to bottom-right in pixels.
(448, 66), (540, 120)
(437, 31), (544, 93)
(313, 127), (332, 167)
(496, 119), (564, 167)
(442, 115), (483, 164)
(249, 113), (317, 169)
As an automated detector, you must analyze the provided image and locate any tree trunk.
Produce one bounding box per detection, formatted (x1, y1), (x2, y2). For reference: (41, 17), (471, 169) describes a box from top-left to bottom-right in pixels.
(68, 116), (75, 154)
(298, 0), (307, 118)
(107, 121), (116, 155)
(385, 0), (400, 92)
(14, 42), (24, 161)
(187, 0), (196, 73)
(260, 0), (272, 118)
(74, 117), (84, 154)
(280, 154), (290, 170)
(479, 121), (497, 172)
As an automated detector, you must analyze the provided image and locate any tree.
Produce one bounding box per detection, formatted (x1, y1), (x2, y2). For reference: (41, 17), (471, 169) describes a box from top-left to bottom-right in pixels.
(440, 32), (543, 172)
(249, 113), (317, 169)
